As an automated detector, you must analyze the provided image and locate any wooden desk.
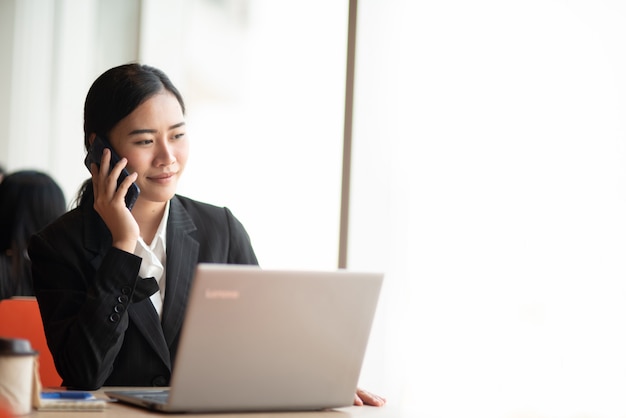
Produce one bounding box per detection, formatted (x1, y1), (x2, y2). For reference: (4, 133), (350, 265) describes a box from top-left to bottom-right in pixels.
(30, 389), (402, 418)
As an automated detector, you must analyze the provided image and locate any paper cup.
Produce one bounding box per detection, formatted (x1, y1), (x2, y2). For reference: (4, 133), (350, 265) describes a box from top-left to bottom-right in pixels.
(0, 338), (37, 415)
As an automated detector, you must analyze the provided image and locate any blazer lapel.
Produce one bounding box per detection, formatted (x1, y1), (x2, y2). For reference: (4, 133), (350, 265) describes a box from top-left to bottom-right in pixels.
(161, 197), (199, 353)
(128, 300), (172, 370)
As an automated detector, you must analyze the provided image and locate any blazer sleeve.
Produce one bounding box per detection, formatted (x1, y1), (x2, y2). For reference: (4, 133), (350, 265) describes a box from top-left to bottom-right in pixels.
(175, 196), (259, 266)
(223, 207), (259, 266)
(29, 225), (152, 390)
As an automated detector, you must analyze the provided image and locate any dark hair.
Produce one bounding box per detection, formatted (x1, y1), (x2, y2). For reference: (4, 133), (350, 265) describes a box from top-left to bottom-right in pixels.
(77, 63), (186, 205)
(0, 170), (67, 299)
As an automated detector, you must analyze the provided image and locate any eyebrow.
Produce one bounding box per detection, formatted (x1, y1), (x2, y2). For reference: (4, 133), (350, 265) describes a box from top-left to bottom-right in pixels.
(128, 122), (186, 136)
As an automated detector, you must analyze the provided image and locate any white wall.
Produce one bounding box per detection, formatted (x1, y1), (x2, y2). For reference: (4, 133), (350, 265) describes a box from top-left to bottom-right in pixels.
(0, 0), (16, 169)
(0, 0), (141, 205)
(0, 0), (348, 268)
(139, 0), (348, 269)
(351, 1), (626, 417)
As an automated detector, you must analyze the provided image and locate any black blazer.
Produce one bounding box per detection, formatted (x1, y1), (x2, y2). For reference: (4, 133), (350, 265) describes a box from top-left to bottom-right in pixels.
(28, 195), (258, 390)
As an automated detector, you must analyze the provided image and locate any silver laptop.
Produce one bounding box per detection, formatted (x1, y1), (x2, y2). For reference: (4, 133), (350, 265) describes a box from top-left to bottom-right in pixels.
(106, 264), (383, 413)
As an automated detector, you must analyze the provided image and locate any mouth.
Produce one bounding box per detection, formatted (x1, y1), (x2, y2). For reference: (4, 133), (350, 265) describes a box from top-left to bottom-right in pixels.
(148, 172), (177, 182)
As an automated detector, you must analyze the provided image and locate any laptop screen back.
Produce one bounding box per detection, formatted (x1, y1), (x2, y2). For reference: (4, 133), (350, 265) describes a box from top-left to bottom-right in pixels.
(166, 264), (383, 412)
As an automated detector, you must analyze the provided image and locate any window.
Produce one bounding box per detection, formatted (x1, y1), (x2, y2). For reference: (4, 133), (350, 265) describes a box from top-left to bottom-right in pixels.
(351, 1), (626, 416)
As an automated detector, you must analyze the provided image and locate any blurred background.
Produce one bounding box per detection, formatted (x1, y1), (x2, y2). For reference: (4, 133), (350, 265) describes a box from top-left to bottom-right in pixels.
(3, 1), (626, 417)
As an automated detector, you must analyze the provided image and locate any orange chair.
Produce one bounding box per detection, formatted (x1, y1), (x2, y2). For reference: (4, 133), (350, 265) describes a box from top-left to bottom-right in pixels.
(0, 297), (62, 387)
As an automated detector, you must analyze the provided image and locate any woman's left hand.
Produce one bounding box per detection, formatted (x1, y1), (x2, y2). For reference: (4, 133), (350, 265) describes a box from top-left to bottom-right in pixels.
(353, 388), (386, 406)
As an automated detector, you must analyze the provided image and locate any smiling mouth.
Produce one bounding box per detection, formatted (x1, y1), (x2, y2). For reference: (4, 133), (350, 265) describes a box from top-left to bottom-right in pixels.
(149, 173), (176, 181)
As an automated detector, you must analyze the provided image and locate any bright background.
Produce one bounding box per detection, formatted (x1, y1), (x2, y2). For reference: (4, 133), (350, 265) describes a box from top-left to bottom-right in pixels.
(3, 1), (626, 417)
(351, 2), (626, 417)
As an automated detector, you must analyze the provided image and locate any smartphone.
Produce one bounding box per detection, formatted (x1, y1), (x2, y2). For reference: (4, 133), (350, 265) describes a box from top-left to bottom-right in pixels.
(84, 135), (140, 210)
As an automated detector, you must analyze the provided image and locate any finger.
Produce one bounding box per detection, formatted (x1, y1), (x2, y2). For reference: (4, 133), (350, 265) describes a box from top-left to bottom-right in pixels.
(90, 159), (104, 199)
(98, 148), (112, 179)
(87, 162), (97, 176)
(104, 156), (129, 197)
(88, 162), (98, 190)
(114, 172), (138, 202)
(95, 148), (113, 199)
(353, 393), (364, 406)
(356, 389), (386, 406)
(109, 155), (128, 180)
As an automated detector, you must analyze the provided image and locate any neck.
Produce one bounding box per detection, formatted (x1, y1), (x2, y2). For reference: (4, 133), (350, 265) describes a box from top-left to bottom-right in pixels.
(132, 199), (168, 246)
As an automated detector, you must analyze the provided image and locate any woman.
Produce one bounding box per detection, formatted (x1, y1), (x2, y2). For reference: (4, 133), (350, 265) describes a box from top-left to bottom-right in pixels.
(0, 170), (66, 299)
(28, 63), (384, 406)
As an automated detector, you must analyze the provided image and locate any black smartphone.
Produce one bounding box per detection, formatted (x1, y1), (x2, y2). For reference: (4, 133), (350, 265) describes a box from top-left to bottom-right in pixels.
(84, 135), (140, 210)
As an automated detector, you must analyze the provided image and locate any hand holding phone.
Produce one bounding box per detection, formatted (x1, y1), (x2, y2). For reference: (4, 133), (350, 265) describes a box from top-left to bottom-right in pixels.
(84, 136), (140, 210)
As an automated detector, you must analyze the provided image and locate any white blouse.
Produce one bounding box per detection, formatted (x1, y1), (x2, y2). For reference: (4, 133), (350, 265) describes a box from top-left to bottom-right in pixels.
(133, 200), (170, 318)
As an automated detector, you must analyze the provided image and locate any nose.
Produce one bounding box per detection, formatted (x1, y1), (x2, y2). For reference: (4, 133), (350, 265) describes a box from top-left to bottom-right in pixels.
(154, 140), (176, 166)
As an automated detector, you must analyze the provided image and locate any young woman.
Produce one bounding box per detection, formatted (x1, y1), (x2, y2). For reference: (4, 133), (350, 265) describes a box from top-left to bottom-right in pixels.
(28, 63), (385, 406)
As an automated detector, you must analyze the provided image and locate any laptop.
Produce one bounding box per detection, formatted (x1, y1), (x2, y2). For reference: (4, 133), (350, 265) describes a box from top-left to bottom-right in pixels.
(106, 264), (383, 413)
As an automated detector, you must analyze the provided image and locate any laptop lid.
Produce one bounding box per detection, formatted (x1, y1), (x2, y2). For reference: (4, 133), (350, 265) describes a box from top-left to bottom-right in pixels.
(107, 264), (383, 413)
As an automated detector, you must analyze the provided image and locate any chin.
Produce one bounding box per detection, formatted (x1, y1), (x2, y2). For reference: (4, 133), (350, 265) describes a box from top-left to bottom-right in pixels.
(140, 191), (176, 204)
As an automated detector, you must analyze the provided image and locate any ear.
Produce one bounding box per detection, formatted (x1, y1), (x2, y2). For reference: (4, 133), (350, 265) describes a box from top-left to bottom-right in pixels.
(87, 133), (97, 147)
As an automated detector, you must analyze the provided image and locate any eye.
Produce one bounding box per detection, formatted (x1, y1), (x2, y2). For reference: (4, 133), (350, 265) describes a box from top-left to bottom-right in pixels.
(135, 139), (153, 146)
(173, 132), (186, 140)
